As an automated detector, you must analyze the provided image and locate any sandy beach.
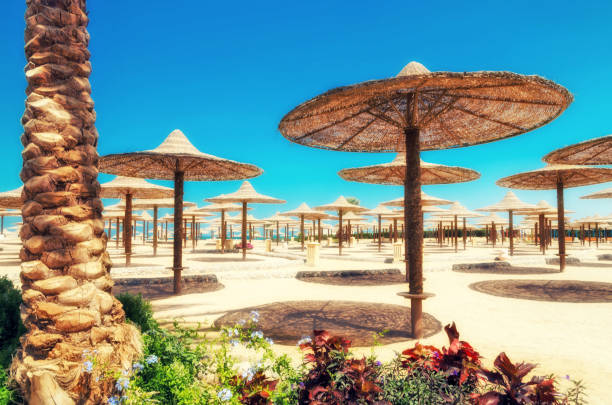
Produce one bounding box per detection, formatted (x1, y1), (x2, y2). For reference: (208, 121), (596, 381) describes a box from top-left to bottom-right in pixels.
(2, 234), (611, 403)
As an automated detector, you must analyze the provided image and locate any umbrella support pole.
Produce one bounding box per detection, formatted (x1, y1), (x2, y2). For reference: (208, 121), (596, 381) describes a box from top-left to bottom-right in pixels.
(509, 210), (514, 256)
(300, 215), (305, 251)
(453, 215), (458, 253)
(338, 211), (343, 256)
(221, 210), (226, 253)
(124, 194), (133, 266)
(403, 124), (426, 339)
(557, 181), (566, 271)
(153, 206), (158, 256)
(462, 217), (466, 250)
(172, 170), (184, 294)
(242, 202), (247, 260)
(377, 215), (382, 252)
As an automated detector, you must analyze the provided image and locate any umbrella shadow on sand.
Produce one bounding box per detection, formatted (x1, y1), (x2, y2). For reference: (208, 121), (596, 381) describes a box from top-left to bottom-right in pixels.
(215, 300), (441, 346)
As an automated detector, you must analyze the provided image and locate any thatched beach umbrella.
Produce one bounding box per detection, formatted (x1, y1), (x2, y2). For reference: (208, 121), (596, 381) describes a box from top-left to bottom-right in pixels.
(100, 129), (262, 293)
(477, 191), (537, 256)
(101, 176), (173, 265)
(263, 212), (292, 245)
(498, 164), (612, 270)
(544, 135), (612, 165)
(183, 207), (213, 250)
(197, 202), (243, 252)
(436, 202), (481, 251)
(282, 203), (324, 250)
(207, 181), (284, 260)
(363, 205), (394, 251)
(279, 60), (571, 337)
(339, 155), (480, 185)
(315, 196), (368, 255)
(475, 213), (509, 247)
(0, 186), (23, 210)
(381, 191), (452, 207)
(581, 187), (612, 200)
(341, 211), (366, 246)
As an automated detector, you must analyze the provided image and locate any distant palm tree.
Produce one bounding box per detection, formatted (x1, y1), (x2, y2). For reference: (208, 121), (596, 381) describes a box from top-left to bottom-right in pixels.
(346, 196), (360, 206)
(12, 1), (141, 403)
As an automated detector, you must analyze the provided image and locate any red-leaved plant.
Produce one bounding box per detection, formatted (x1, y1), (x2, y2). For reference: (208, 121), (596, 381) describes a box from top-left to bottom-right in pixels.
(230, 369), (278, 405)
(472, 352), (562, 405)
(297, 330), (389, 404)
(401, 322), (481, 386)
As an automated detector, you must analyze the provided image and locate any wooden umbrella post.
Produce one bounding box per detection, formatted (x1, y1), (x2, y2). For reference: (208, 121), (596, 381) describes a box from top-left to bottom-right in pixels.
(509, 210), (514, 256)
(338, 210), (343, 255)
(125, 193), (133, 266)
(557, 179), (566, 271)
(318, 218), (322, 243)
(115, 218), (119, 248)
(221, 210), (226, 253)
(277, 221), (280, 245)
(173, 169), (184, 294)
(191, 215), (196, 251)
(153, 206), (158, 256)
(403, 124), (426, 339)
(453, 215), (458, 253)
(462, 217), (467, 250)
(539, 214), (546, 254)
(300, 215), (305, 251)
(393, 218), (398, 242)
(241, 202), (247, 260)
(377, 214), (382, 252)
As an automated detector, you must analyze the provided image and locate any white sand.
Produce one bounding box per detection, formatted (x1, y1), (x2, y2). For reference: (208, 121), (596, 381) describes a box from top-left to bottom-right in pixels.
(2, 236), (611, 403)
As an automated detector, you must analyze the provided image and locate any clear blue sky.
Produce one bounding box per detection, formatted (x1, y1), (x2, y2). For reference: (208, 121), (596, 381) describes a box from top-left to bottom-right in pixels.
(1, 0), (611, 228)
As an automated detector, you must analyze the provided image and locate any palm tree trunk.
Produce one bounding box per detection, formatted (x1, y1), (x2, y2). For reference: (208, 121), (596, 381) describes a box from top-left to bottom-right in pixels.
(13, 1), (141, 403)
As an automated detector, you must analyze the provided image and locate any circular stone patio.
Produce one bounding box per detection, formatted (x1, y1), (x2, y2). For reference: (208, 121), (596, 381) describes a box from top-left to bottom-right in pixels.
(214, 300), (441, 346)
(470, 280), (612, 303)
(453, 262), (560, 275)
(113, 274), (224, 299)
(296, 269), (406, 286)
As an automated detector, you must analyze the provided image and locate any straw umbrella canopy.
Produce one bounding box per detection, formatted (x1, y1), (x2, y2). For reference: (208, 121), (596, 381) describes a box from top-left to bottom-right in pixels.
(363, 205), (394, 251)
(339, 155), (480, 185)
(341, 211), (366, 246)
(498, 164), (612, 270)
(475, 213), (508, 247)
(197, 202), (243, 253)
(100, 176), (173, 265)
(314, 196), (368, 255)
(476, 191), (537, 255)
(282, 203), (331, 249)
(543, 135), (612, 165)
(574, 214), (608, 247)
(581, 187), (612, 200)
(207, 181), (285, 259)
(183, 207), (214, 250)
(0, 186), (23, 210)
(381, 191), (452, 207)
(438, 202), (481, 252)
(278, 60), (571, 338)
(262, 212), (292, 245)
(100, 129), (262, 293)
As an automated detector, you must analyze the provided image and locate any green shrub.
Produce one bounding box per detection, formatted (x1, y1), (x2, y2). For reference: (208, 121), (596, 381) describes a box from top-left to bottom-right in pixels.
(0, 277), (25, 370)
(116, 292), (158, 333)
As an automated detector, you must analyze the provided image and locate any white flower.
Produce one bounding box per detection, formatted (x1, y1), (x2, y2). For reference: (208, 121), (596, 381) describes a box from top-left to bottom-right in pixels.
(217, 388), (232, 401)
(297, 336), (312, 346)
